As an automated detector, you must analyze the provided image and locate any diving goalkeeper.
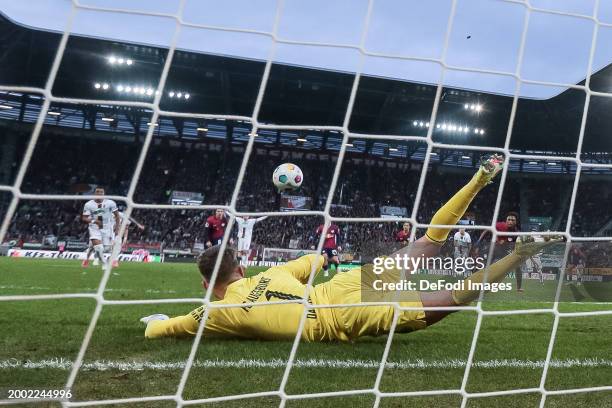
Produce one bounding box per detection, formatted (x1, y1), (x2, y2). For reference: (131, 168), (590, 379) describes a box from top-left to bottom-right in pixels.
(141, 155), (559, 341)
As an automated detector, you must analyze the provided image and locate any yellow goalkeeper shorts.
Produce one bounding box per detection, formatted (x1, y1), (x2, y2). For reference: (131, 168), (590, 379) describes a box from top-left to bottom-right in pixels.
(319, 268), (427, 341)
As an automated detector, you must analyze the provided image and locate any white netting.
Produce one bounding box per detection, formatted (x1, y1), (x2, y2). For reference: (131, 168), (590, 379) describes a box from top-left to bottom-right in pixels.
(0, 0), (611, 407)
(262, 248), (319, 262)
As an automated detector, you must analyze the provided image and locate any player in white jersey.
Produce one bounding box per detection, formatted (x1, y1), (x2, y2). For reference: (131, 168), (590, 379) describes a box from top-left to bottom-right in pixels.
(81, 187), (120, 268)
(520, 235), (546, 285)
(110, 211), (146, 267)
(235, 215), (267, 266)
(453, 229), (472, 276)
(566, 244), (586, 286)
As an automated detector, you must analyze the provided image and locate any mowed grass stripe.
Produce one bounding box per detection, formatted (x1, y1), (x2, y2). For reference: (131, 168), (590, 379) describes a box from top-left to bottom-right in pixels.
(2, 358), (612, 370)
(1, 257), (610, 406)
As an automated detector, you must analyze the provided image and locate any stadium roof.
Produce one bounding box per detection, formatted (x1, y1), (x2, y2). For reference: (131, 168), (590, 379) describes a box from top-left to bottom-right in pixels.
(1, 3), (612, 158)
(2, 0), (612, 99)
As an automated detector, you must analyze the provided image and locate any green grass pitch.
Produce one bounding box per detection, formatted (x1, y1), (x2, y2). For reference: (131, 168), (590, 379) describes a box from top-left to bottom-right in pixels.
(0, 257), (610, 407)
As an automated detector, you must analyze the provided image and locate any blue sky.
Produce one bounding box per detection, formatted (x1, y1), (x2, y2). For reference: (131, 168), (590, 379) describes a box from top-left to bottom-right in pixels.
(2, 0), (612, 99)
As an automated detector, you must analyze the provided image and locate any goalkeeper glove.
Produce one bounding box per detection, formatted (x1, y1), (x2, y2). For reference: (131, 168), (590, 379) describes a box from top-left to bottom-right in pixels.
(140, 314), (169, 325)
(513, 235), (564, 257)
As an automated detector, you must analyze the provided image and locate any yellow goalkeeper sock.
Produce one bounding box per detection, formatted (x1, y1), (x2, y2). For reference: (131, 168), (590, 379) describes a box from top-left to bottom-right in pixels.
(425, 170), (490, 244)
(451, 252), (523, 305)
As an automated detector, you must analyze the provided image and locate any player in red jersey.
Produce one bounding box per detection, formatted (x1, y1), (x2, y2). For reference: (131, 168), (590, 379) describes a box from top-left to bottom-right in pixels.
(477, 211), (523, 291)
(204, 209), (228, 248)
(315, 223), (341, 276)
(493, 212), (520, 242)
(395, 222), (412, 245)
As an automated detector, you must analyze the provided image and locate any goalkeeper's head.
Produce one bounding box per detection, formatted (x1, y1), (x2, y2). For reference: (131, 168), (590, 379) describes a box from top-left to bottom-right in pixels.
(197, 245), (245, 298)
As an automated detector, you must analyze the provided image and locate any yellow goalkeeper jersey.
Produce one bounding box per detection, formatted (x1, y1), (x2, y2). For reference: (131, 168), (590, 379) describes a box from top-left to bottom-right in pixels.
(145, 255), (426, 342)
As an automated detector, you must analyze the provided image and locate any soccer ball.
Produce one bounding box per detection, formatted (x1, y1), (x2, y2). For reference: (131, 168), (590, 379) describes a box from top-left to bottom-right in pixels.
(272, 163), (303, 192)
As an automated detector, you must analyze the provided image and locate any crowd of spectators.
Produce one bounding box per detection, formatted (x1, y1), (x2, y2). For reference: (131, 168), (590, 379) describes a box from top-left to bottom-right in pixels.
(2, 132), (611, 267)
(568, 180), (612, 237)
(8, 200), (84, 241)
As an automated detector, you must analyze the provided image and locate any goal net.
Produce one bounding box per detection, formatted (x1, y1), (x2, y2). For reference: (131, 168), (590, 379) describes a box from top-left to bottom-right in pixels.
(0, 0), (611, 407)
(262, 248), (318, 263)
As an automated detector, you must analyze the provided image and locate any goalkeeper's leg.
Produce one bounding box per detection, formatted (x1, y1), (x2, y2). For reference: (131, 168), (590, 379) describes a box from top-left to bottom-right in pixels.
(392, 154), (504, 262)
(424, 154), (503, 245)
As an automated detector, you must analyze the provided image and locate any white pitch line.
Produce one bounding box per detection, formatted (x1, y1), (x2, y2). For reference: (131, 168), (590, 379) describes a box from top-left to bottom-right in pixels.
(0, 286), (609, 304)
(0, 286), (177, 294)
(1, 358), (611, 371)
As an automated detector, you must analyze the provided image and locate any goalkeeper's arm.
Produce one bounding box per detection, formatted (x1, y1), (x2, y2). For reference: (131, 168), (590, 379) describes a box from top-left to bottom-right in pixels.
(451, 235), (563, 305)
(141, 308), (202, 339)
(277, 254), (326, 284)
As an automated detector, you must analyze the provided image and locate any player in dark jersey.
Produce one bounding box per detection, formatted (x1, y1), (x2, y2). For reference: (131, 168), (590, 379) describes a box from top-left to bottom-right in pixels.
(476, 211), (523, 291)
(395, 222), (412, 245)
(315, 223), (341, 276)
(204, 209), (228, 248)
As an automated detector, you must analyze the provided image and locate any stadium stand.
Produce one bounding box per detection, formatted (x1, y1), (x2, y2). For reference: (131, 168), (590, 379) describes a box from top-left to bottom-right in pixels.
(1, 11), (611, 265)
(3, 127), (611, 265)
